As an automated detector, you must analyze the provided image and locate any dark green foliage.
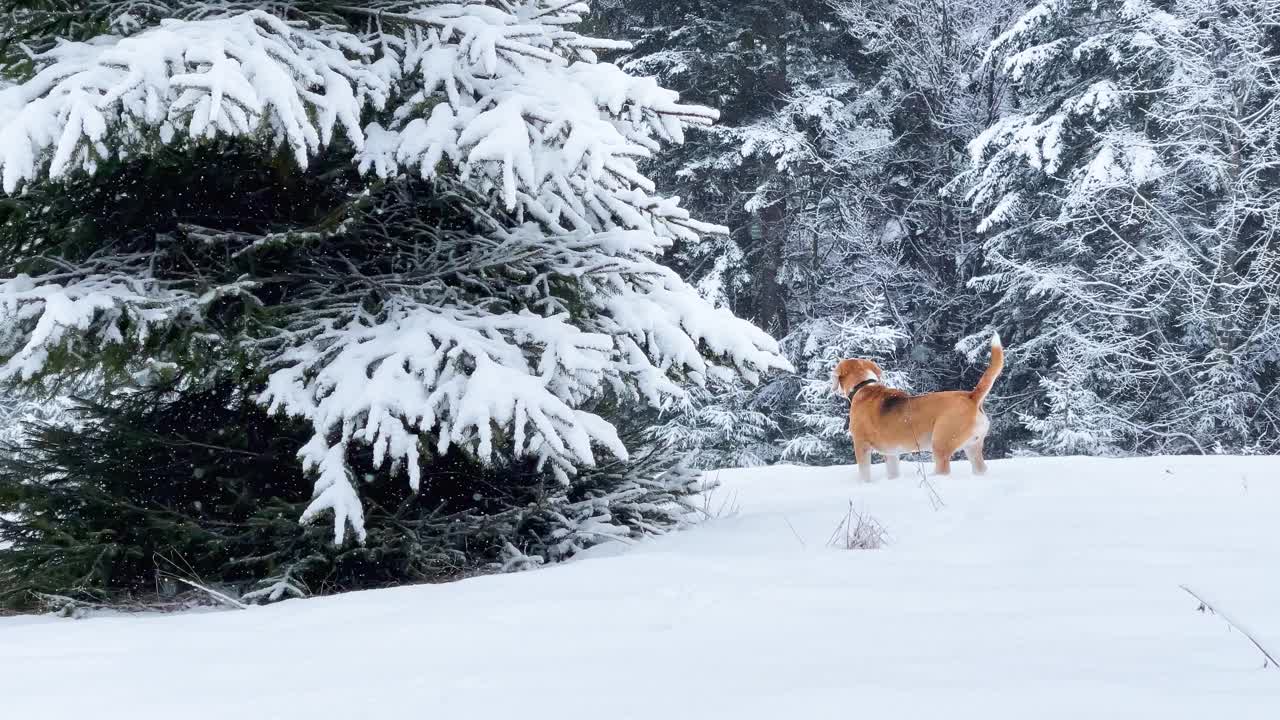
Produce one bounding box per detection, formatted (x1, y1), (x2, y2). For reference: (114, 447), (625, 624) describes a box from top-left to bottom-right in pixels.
(0, 135), (503, 391)
(0, 5), (708, 607)
(0, 381), (316, 608)
(0, 139), (364, 392)
(0, 380), (700, 610)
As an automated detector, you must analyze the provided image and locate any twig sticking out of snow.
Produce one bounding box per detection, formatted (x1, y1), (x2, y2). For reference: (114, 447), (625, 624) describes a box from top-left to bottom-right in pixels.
(31, 592), (95, 619)
(1180, 585), (1278, 671)
(913, 455), (946, 511)
(902, 403), (944, 510)
(29, 591), (239, 618)
(782, 516), (807, 548)
(696, 473), (740, 520)
(827, 500), (888, 550)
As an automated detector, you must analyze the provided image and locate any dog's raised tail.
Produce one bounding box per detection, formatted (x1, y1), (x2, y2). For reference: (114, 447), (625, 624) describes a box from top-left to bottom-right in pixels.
(970, 333), (1004, 405)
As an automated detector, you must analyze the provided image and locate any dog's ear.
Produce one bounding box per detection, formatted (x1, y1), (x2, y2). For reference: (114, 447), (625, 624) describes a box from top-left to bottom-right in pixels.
(832, 360), (847, 392)
(870, 362), (884, 380)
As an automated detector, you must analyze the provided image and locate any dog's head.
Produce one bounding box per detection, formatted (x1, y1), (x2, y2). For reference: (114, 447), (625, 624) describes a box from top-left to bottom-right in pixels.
(832, 358), (883, 396)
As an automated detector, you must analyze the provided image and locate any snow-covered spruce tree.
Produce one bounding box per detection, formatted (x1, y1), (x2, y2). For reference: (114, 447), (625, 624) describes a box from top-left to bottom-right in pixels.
(596, 0), (883, 336)
(0, 381), (319, 608)
(644, 381), (779, 470)
(596, 1), (915, 464)
(761, 53), (904, 466)
(1020, 344), (1130, 456)
(0, 0), (788, 593)
(780, 304), (904, 464)
(820, 0), (1032, 454)
(967, 0), (1280, 454)
(0, 376), (702, 609)
(1167, 0), (1280, 451)
(709, 0), (1023, 464)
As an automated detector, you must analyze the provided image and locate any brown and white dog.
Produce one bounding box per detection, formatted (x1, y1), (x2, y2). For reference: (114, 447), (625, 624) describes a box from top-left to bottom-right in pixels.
(833, 334), (1003, 482)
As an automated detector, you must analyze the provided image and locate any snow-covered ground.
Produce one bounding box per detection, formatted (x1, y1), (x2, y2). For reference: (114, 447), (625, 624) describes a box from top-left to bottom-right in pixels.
(2, 456), (1278, 718)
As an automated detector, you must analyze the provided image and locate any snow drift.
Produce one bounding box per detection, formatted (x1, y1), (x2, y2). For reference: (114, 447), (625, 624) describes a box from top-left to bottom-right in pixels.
(2, 455), (1278, 718)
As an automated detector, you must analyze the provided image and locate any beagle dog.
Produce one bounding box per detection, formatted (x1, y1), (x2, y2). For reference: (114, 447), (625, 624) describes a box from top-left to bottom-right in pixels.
(833, 335), (1003, 482)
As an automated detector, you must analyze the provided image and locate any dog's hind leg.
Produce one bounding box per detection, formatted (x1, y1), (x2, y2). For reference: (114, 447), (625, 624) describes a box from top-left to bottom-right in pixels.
(932, 414), (977, 477)
(931, 443), (952, 476)
(931, 438), (955, 476)
(964, 436), (988, 475)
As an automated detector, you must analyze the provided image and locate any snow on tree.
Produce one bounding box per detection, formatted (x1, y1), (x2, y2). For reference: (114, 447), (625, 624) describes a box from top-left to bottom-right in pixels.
(967, 0), (1280, 453)
(595, 1), (909, 463)
(781, 304), (905, 464)
(643, 381), (779, 470)
(595, 0), (1279, 462)
(597, 0), (882, 338)
(0, 1), (789, 545)
(1020, 342), (1130, 456)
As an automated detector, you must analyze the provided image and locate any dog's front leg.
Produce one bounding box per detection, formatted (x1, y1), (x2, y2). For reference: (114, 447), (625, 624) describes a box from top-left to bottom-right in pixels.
(885, 454), (901, 480)
(853, 439), (873, 483)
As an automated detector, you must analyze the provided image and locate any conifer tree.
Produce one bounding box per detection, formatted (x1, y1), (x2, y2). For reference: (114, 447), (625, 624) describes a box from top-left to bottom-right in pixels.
(0, 0), (788, 604)
(969, 0), (1280, 453)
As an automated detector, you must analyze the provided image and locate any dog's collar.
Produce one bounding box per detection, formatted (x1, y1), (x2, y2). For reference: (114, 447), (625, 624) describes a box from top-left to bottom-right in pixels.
(846, 378), (878, 402)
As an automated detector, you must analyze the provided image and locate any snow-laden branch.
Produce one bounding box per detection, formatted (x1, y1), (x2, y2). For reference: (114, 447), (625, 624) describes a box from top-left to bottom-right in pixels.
(0, 268), (204, 383)
(252, 214), (787, 542)
(354, 11), (721, 239)
(0, 3), (786, 543)
(0, 10), (389, 191)
(0, 3), (721, 240)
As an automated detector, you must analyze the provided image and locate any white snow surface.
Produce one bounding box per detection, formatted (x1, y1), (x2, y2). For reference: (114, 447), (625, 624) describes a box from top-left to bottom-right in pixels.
(3, 455), (1279, 718)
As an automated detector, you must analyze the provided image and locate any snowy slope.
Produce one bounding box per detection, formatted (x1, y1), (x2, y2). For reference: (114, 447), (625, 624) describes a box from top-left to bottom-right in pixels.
(2, 456), (1278, 718)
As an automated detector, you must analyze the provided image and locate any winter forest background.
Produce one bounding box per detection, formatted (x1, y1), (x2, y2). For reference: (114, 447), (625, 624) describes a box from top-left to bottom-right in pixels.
(0, 0), (1277, 610)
